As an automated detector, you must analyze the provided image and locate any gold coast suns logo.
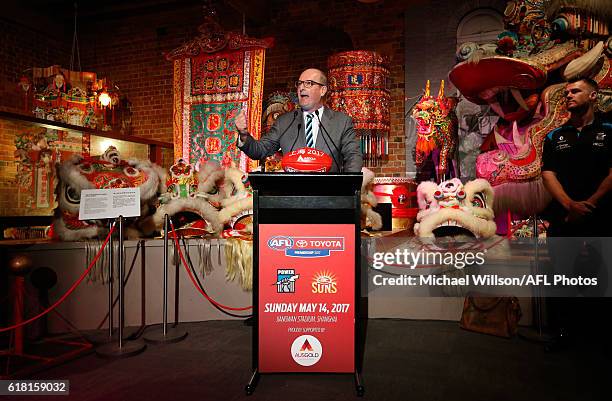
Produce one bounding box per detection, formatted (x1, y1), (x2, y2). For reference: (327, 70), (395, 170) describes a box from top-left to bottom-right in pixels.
(311, 271), (338, 294)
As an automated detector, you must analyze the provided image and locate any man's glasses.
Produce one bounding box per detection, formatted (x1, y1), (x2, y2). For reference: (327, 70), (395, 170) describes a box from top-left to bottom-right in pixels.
(295, 80), (325, 88)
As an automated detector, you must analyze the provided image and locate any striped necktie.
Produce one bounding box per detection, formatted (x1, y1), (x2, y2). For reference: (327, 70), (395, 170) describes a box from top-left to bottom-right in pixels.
(305, 113), (314, 148)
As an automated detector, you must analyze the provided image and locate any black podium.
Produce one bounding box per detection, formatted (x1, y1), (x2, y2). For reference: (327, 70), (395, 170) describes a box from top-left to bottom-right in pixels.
(246, 172), (364, 396)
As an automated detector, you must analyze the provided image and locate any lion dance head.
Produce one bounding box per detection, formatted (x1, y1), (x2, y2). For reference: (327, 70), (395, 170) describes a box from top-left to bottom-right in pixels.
(414, 178), (496, 238)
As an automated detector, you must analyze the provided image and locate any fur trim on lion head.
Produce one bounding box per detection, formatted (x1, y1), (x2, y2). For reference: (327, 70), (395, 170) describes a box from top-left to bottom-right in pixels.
(361, 167), (382, 230)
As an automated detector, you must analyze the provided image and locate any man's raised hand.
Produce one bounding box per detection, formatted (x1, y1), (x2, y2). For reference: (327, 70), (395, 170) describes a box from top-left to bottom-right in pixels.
(235, 109), (248, 135)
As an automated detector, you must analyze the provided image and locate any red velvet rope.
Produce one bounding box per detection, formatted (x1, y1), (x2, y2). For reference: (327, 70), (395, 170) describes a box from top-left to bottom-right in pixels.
(0, 224), (116, 333)
(170, 221), (253, 311)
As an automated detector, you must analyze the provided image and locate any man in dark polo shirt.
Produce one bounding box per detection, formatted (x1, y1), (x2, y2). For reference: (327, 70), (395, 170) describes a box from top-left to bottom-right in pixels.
(541, 77), (612, 352)
(542, 77), (612, 236)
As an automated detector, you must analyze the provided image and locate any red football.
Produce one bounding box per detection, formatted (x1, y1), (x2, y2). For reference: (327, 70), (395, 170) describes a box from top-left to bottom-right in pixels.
(281, 147), (333, 172)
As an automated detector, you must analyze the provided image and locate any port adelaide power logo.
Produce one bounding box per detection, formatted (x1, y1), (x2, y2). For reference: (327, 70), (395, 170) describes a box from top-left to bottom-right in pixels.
(275, 269), (299, 293)
(267, 236), (344, 258)
(291, 335), (323, 366)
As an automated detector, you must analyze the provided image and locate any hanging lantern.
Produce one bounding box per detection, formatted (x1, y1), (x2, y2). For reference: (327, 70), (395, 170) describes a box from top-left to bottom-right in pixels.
(328, 50), (390, 131)
(327, 51), (390, 167)
(98, 90), (111, 107)
(98, 89), (112, 127)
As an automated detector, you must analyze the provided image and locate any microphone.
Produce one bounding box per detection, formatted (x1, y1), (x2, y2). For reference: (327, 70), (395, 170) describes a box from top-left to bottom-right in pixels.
(276, 110), (299, 144)
(314, 109), (342, 172)
(287, 122), (301, 154)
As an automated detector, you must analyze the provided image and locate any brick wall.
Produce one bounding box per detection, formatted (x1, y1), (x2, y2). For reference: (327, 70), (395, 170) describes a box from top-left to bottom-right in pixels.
(77, 5), (213, 143)
(0, 19), (71, 113)
(0, 120), (19, 215)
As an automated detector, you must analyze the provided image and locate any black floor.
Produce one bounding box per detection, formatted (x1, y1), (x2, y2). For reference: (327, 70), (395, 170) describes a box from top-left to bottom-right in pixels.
(5, 319), (610, 401)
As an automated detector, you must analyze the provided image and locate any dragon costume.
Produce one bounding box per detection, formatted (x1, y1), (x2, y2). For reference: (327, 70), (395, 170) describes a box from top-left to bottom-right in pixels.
(412, 80), (459, 180)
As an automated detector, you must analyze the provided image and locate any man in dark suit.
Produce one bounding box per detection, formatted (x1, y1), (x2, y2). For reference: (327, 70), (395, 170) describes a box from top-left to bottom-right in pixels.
(234, 68), (363, 172)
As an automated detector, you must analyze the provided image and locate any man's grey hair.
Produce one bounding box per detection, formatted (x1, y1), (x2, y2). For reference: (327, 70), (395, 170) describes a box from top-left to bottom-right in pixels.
(317, 70), (328, 86)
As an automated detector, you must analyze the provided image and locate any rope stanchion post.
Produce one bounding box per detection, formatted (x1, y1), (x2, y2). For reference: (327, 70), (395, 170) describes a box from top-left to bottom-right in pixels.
(164, 215), (169, 334)
(108, 219), (114, 339)
(118, 215), (124, 347)
(518, 214), (552, 343)
(144, 215), (188, 344)
(88, 220), (116, 345)
(96, 216), (147, 358)
(8, 255), (33, 355)
(87, 223), (140, 345)
(13, 278), (25, 355)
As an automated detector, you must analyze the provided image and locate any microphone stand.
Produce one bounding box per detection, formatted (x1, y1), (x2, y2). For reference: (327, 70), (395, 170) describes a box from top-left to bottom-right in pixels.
(287, 122), (302, 154)
(276, 110), (299, 143)
(314, 110), (342, 172)
(272, 111), (300, 162)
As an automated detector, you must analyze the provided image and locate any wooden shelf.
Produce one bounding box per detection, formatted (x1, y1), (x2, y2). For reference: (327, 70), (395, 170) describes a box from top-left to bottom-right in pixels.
(0, 110), (173, 149)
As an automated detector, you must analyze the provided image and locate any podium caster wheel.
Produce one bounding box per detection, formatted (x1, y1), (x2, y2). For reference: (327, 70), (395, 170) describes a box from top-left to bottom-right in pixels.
(245, 385), (254, 396)
(356, 385), (365, 397)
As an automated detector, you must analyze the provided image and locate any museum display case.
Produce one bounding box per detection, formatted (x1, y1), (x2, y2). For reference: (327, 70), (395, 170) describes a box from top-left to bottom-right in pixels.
(0, 110), (173, 239)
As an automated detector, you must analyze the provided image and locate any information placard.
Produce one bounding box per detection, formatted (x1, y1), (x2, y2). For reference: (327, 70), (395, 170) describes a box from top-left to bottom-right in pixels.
(258, 224), (355, 373)
(78, 188), (141, 220)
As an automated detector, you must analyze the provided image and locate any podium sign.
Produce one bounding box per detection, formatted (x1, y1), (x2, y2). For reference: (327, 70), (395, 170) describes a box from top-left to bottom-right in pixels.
(259, 223), (355, 373)
(246, 172), (364, 395)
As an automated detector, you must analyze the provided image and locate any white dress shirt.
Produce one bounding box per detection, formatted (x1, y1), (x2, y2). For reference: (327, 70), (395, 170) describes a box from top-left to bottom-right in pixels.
(303, 105), (324, 148)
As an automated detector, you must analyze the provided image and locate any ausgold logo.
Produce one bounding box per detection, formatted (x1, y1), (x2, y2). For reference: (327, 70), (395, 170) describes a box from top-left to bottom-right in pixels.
(291, 335), (322, 366)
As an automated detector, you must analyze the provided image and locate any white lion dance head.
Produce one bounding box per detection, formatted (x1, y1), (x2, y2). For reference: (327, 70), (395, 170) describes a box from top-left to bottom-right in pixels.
(54, 146), (165, 241)
(414, 178), (496, 238)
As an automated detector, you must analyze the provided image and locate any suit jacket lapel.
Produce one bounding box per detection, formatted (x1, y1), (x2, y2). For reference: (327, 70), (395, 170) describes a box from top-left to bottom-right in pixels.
(296, 117), (306, 148)
(315, 107), (336, 150)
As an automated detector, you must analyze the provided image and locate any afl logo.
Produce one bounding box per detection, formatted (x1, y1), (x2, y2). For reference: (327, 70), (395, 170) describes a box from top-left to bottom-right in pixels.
(268, 236), (294, 250)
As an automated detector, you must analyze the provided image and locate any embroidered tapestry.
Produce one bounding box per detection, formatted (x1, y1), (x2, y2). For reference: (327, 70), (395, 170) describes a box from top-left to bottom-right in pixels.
(167, 18), (273, 172)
